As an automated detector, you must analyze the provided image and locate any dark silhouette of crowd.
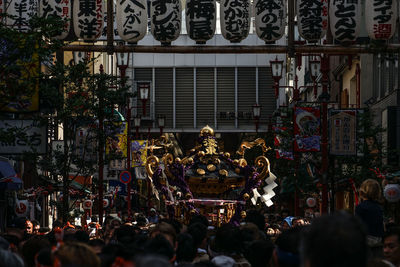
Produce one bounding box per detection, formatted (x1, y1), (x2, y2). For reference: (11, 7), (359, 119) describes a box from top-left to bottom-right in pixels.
(0, 205), (399, 267)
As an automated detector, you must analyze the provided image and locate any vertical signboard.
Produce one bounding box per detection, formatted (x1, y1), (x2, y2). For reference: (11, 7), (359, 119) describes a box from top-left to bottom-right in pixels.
(293, 106), (321, 152)
(329, 110), (357, 155)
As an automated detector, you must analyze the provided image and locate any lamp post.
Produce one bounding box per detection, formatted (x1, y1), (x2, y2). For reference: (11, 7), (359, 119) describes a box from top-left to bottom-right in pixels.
(139, 83), (149, 116)
(309, 56), (321, 98)
(116, 42), (131, 219)
(134, 115), (141, 139)
(270, 57), (284, 98)
(157, 114), (166, 135)
(252, 104), (261, 133)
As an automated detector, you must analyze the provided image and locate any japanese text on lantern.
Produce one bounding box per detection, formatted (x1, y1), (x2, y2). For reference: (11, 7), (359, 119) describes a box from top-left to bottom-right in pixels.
(152, 0), (180, 41)
(372, 0), (393, 39)
(332, 0), (358, 42)
(256, 0), (284, 41)
(121, 0), (145, 38)
(187, 0), (215, 40)
(298, 0), (328, 41)
(222, 0), (249, 42)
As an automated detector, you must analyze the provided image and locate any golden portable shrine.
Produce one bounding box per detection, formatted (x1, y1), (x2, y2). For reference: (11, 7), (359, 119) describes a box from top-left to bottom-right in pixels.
(145, 126), (278, 226)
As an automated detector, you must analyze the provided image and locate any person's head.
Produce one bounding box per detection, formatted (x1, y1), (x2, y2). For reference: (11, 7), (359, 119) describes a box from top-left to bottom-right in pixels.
(187, 222), (208, 249)
(143, 234), (175, 262)
(21, 235), (50, 267)
(383, 227), (400, 264)
(359, 179), (381, 202)
(281, 216), (294, 231)
(300, 212), (367, 267)
(31, 220), (40, 234)
(244, 209), (266, 231)
(244, 239), (274, 267)
(0, 249), (24, 267)
(150, 222), (177, 248)
(88, 239), (105, 254)
(214, 223), (243, 255)
(26, 220), (33, 234)
(273, 226), (301, 267)
(176, 233), (196, 264)
(53, 242), (100, 267)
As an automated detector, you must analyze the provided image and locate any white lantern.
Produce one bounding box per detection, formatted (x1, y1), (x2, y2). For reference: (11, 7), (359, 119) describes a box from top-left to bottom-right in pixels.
(306, 197), (317, 208)
(365, 0), (397, 40)
(103, 199), (109, 208)
(329, 0), (362, 43)
(151, 0), (182, 45)
(297, 0), (328, 43)
(186, 0), (216, 44)
(220, 0), (250, 43)
(383, 184), (400, 203)
(6, 0), (39, 32)
(39, 0), (71, 40)
(83, 200), (93, 209)
(255, 0), (286, 44)
(73, 0), (105, 42)
(116, 0), (147, 44)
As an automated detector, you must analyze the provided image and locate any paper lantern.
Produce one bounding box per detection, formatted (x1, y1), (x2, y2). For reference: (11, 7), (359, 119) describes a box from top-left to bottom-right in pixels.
(383, 184), (400, 203)
(306, 197), (317, 208)
(297, 0), (328, 43)
(73, 0), (105, 42)
(254, 0), (286, 44)
(220, 0), (250, 43)
(365, 0), (397, 40)
(83, 200), (93, 209)
(329, 0), (362, 43)
(39, 0), (71, 40)
(116, 0), (147, 44)
(15, 200), (29, 217)
(151, 0), (181, 45)
(5, 0), (39, 32)
(186, 0), (216, 44)
(103, 199), (109, 208)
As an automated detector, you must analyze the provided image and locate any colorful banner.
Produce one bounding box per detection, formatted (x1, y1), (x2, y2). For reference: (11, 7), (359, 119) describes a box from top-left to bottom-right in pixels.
(106, 121), (128, 157)
(131, 140), (147, 167)
(329, 110), (357, 155)
(294, 106), (321, 152)
(273, 126), (294, 160)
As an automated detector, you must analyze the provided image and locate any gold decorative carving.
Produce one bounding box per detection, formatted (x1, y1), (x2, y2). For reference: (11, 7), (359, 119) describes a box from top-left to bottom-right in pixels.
(255, 156), (270, 180)
(145, 155), (159, 177)
(207, 164), (216, 172)
(197, 168), (205, 175)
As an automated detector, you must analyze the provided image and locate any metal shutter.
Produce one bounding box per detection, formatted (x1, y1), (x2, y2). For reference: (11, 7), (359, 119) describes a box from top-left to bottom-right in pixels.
(176, 68), (194, 128)
(217, 68), (235, 129)
(258, 67), (275, 121)
(155, 68), (173, 128)
(238, 67), (256, 129)
(196, 68), (215, 129)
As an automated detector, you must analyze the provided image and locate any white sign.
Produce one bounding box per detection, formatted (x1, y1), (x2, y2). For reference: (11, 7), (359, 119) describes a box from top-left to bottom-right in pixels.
(220, 0), (250, 43)
(0, 120), (47, 154)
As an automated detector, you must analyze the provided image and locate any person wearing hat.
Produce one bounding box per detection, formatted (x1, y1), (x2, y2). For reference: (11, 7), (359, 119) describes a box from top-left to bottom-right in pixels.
(148, 208), (159, 224)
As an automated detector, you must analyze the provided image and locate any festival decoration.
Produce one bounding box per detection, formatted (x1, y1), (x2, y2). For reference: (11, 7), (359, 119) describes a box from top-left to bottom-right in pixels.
(220, 0), (250, 43)
(297, 0), (328, 42)
(294, 106), (321, 152)
(151, 0), (182, 45)
(73, 0), (104, 41)
(83, 200), (93, 209)
(145, 126), (277, 226)
(254, 0), (286, 44)
(383, 184), (400, 203)
(306, 197), (317, 207)
(186, 0), (216, 44)
(5, 0), (38, 31)
(116, 0), (147, 44)
(103, 198), (109, 208)
(329, 0), (361, 43)
(39, 0), (71, 40)
(365, 0), (397, 40)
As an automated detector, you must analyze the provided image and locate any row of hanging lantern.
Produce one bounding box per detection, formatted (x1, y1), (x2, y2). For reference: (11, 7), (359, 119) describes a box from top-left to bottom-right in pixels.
(4, 0), (398, 44)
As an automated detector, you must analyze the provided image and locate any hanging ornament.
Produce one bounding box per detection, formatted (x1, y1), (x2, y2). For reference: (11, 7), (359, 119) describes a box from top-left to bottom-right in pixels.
(306, 197), (317, 208)
(329, 0), (362, 43)
(365, 0), (397, 40)
(103, 199), (109, 208)
(254, 0), (286, 44)
(116, 0), (147, 44)
(383, 184), (400, 203)
(186, 0), (216, 44)
(39, 0), (71, 40)
(297, 0), (328, 43)
(151, 0), (182, 45)
(220, 0), (250, 43)
(73, 0), (105, 42)
(83, 200), (93, 209)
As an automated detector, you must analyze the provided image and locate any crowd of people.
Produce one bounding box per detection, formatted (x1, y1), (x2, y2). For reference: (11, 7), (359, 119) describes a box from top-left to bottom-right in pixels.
(0, 179), (399, 267)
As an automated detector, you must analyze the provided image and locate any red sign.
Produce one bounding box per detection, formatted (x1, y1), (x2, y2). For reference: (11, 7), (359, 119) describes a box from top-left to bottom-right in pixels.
(119, 171), (131, 184)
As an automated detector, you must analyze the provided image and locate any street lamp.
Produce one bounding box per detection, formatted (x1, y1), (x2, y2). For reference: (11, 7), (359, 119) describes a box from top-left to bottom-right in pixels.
(116, 42), (131, 219)
(139, 83), (149, 116)
(134, 114), (141, 139)
(270, 56), (284, 98)
(252, 103), (261, 133)
(309, 56), (321, 98)
(157, 114), (166, 135)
